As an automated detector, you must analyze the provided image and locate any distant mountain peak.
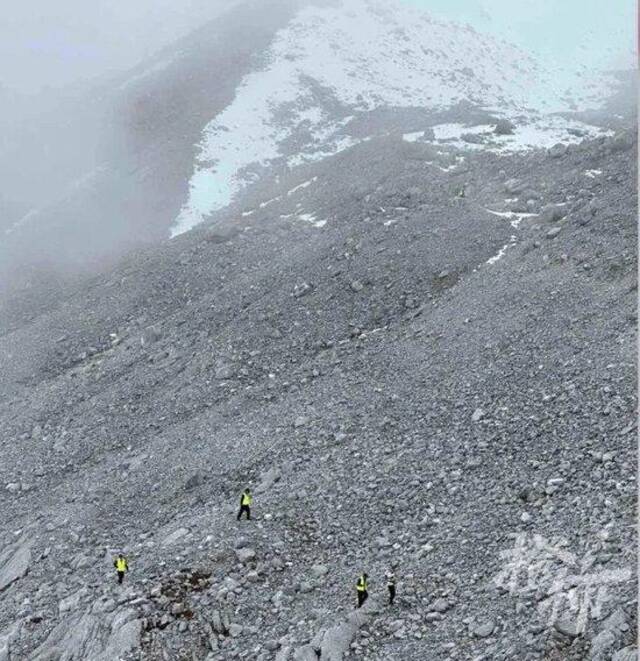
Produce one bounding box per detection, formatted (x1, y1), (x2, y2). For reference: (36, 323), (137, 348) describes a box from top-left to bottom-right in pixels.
(172, 0), (615, 236)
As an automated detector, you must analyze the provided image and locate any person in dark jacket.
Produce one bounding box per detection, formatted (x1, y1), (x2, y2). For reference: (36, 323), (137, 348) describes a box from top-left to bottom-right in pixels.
(386, 569), (396, 605)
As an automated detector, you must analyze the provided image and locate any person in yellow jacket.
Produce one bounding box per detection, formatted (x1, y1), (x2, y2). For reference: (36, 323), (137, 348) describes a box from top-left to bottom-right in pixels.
(113, 553), (129, 584)
(237, 488), (253, 521)
(356, 572), (369, 608)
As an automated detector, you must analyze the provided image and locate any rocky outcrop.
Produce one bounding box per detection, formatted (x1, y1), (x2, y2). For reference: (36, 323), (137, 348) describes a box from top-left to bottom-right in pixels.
(32, 607), (141, 661)
(0, 56), (635, 661)
(320, 608), (374, 660)
(0, 539), (31, 593)
(0, 623), (20, 661)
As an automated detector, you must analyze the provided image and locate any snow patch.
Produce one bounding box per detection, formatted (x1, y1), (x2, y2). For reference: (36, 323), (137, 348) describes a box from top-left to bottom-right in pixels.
(298, 212), (326, 228)
(287, 135), (360, 169)
(487, 243), (511, 265)
(485, 208), (537, 229)
(259, 197), (281, 209)
(487, 234), (517, 264)
(402, 131), (425, 143)
(287, 177), (318, 196)
(433, 118), (611, 153)
(172, 0), (619, 235)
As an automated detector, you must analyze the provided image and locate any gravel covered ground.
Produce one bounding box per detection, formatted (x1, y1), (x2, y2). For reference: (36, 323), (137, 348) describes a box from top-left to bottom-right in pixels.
(0, 124), (636, 660)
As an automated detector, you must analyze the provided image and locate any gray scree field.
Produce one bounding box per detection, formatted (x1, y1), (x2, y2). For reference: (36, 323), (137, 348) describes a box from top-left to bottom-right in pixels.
(0, 1), (636, 660)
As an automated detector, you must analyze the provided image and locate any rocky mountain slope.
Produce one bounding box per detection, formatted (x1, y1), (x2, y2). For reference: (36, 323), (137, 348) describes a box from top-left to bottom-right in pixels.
(0, 117), (636, 659)
(0, 0), (306, 293)
(0, 1), (637, 659)
(171, 0), (617, 237)
(0, 0), (620, 293)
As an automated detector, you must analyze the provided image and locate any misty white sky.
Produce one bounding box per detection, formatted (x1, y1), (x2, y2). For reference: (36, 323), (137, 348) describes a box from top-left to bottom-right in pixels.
(1, 0), (636, 93)
(0, 0), (237, 93)
(407, 0), (636, 72)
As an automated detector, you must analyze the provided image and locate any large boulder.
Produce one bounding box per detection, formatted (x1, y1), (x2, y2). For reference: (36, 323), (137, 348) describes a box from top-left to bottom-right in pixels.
(548, 143), (568, 158)
(0, 623), (20, 661)
(504, 178), (524, 195)
(319, 602), (376, 660)
(553, 615), (580, 638)
(140, 325), (161, 347)
(161, 527), (189, 547)
(470, 619), (495, 638)
(293, 645), (318, 661)
(540, 204), (566, 223)
(461, 132), (484, 144)
(183, 471), (206, 491)
(255, 466), (281, 494)
(494, 118), (516, 135)
(590, 609), (631, 660)
(31, 607), (141, 661)
(101, 613), (142, 661)
(33, 612), (100, 660)
(0, 538), (32, 592)
(608, 130), (634, 152)
(210, 609), (230, 635)
(235, 547), (256, 564)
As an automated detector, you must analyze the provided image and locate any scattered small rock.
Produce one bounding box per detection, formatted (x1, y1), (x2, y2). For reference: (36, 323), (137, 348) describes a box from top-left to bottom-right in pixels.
(293, 282), (312, 298)
(235, 547), (256, 564)
(554, 615), (581, 638)
(494, 119), (516, 135)
(471, 620), (495, 638)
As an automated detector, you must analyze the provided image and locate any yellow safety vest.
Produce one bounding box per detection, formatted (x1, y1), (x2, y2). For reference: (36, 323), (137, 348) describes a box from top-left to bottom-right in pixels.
(115, 558), (127, 572)
(357, 576), (367, 592)
(242, 493), (253, 506)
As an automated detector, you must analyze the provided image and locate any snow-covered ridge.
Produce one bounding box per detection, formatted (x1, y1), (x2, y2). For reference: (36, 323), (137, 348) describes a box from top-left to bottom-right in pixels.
(172, 0), (615, 236)
(422, 118), (611, 153)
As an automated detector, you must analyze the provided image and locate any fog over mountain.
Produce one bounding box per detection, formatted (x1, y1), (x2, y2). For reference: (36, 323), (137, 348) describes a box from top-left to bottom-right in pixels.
(0, 0), (635, 296)
(0, 3), (636, 660)
(408, 0), (635, 72)
(0, 0), (239, 93)
(1, 0), (632, 94)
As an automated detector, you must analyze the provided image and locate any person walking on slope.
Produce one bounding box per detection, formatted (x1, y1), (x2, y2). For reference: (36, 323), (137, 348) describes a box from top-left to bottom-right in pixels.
(386, 569), (396, 605)
(356, 572), (369, 608)
(237, 488), (253, 521)
(113, 553), (129, 585)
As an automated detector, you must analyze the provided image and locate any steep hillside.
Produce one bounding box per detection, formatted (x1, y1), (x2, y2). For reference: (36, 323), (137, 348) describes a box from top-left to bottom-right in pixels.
(0, 1), (636, 659)
(0, 0), (306, 294)
(172, 0), (616, 236)
(0, 118), (635, 659)
(0, 0), (620, 296)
